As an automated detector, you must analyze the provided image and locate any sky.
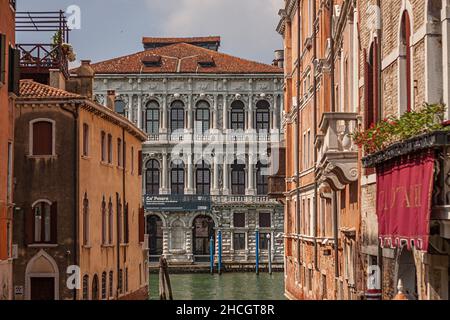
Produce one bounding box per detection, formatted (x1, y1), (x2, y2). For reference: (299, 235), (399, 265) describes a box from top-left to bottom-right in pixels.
(17, 0), (284, 67)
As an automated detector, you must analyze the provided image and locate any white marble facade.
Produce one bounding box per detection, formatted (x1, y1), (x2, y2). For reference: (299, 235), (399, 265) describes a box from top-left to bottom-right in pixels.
(93, 74), (285, 264)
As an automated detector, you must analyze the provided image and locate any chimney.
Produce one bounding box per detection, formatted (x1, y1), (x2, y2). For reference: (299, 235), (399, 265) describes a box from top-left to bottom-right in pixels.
(106, 90), (116, 110)
(76, 60), (95, 99)
(273, 50), (284, 69)
(49, 69), (66, 90)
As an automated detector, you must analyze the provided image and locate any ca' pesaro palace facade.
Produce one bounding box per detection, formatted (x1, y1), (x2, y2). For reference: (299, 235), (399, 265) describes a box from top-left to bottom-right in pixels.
(362, 131), (450, 300)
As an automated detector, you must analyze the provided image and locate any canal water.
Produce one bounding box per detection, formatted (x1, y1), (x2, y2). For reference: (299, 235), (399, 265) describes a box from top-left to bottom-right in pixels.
(149, 272), (286, 300)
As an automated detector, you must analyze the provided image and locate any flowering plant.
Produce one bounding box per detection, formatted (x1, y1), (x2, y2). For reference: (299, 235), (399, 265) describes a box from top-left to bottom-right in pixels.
(352, 104), (448, 154)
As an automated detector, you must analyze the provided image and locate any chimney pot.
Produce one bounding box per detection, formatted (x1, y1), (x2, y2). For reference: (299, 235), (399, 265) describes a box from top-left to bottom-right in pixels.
(107, 90), (116, 110)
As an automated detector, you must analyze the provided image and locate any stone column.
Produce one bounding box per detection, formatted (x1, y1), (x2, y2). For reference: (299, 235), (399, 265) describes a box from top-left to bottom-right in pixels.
(222, 95), (228, 131)
(211, 155), (220, 195)
(187, 95), (193, 133)
(162, 95), (168, 134)
(137, 95), (143, 130)
(213, 95), (218, 130)
(246, 154), (256, 195)
(223, 162), (230, 195)
(186, 155), (195, 194)
(128, 94), (133, 122)
(161, 152), (169, 194)
(248, 95), (254, 131)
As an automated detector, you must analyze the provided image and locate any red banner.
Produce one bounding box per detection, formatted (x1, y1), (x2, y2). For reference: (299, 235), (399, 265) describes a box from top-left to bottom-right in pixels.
(376, 150), (435, 251)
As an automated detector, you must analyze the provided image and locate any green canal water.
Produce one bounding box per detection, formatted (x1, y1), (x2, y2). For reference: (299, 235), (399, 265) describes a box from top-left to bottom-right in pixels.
(149, 272), (286, 300)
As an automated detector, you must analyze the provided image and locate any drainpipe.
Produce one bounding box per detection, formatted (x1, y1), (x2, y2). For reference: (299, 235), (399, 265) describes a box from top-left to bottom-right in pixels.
(296, 0), (302, 265)
(329, 0), (339, 281)
(312, 0), (319, 270)
(73, 106), (79, 301)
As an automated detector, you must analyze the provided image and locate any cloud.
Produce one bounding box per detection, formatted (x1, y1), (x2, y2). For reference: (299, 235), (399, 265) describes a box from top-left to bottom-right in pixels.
(145, 0), (283, 64)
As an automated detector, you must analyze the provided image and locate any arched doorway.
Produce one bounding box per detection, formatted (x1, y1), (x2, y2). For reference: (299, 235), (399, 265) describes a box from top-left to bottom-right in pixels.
(193, 215), (215, 261)
(25, 250), (59, 300)
(147, 215), (163, 260)
(397, 247), (418, 299)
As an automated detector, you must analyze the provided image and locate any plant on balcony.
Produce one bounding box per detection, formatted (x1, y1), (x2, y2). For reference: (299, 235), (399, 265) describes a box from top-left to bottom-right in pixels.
(52, 31), (77, 63)
(352, 104), (449, 154)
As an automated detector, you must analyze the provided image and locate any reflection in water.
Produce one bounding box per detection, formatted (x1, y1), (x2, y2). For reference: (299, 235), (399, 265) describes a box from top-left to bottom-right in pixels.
(149, 272), (285, 300)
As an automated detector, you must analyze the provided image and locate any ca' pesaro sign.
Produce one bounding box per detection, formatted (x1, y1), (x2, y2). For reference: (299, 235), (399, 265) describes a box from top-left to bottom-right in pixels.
(376, 149), (434, 251)
(143, 195), (211, 212)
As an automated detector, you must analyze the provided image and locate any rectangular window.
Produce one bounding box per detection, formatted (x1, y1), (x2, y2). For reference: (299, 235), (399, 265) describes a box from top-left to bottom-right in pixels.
(117, 138), (122, 167)
(123, 141), (126, 169)
(32, 121), (53, 156)
(303, 132), (307, 169)
(307, 130), (311, 167)
(101, 132), (106, 162)
(82, 123), (89, 156)
(259, 212), (271, 228)
(7, 142), (12, 203)
(233, 233), (246, 250)
(108, 134), (112, 163)
(131, 147), (134, 174)
(259, 232), (270, 250)
(8, 45), (20, 95)
(0, 33), (6, 84)
(233, 212), (246, 228)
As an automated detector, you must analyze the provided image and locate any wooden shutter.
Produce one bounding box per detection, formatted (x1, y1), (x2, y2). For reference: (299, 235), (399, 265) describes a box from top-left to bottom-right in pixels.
(24, 206), (34, 245)
(138, 207), (144, 243)
(50, 202), (58, 244)
(33, 121), (53, 155)
(8, 46), (20, 95)
(0, 34), (6, 84)
(138, 150), (143, 175)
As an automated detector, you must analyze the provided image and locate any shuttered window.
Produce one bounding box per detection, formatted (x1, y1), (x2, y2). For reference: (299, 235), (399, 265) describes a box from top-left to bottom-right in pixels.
(8, 46), (20, 95)
(32, 121), (53, 156)
(0, 34), (6, 84)
(27, 201), (57, 244)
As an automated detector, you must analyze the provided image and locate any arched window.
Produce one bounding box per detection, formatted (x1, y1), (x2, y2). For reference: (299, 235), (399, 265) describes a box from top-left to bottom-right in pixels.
(171, 161), (185, 195)
(117, 196), (123, 243)
(118, 269), (123, 294)
(231, 160), (246, 195)
(108, 271), (114, 298)
(101, 272), (107, 300)
(115, 100), (126, 116)
(30, 119), (54, 156)
(256, 161), (269, 195)
(146, 101), (160, 135)
(400, 10), (412, 114)
(256, 100), (270, 132)
(92, 274), (99, 300)
(101, 197), (107, 245)
(32, 200), (56, 243)
(83, 193), (89, 246)
(82, 275), (89, 300)
(365, 42), (378, 129)
(195, 101), (210, 134)
(231, 101), (245, 130)
(170, 100), (185, 133)
(196, 161), (211, 195)
(146, 159), (160, 195)
(108, 198), (113, 244)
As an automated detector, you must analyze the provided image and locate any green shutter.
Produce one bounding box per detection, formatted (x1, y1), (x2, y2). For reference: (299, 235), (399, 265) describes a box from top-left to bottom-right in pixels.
(0, 34), (6, 84)
(8, 47), (20, 95)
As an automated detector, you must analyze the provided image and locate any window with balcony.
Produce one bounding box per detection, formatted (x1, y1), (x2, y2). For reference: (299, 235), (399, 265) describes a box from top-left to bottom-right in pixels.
(146, 159), (160, 195)
(195, 101), (210, 134)
(256, 100), (270, 132)
(231, 101), (245, 130)
(170, 100), (185, 133)
(146, 101), (160, 135)
(256, 161), (269, 195)
(171, 161), (185, 195)
(231, 160), (246, 195)
(196, 161), (211, 195)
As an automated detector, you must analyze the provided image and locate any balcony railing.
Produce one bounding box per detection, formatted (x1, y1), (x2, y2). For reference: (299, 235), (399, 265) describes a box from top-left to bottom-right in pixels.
(145, 131), (282, 144)
(316, 112), (359, 190)
(16, 43), (69, 79)
(268, 147), (286, 199)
